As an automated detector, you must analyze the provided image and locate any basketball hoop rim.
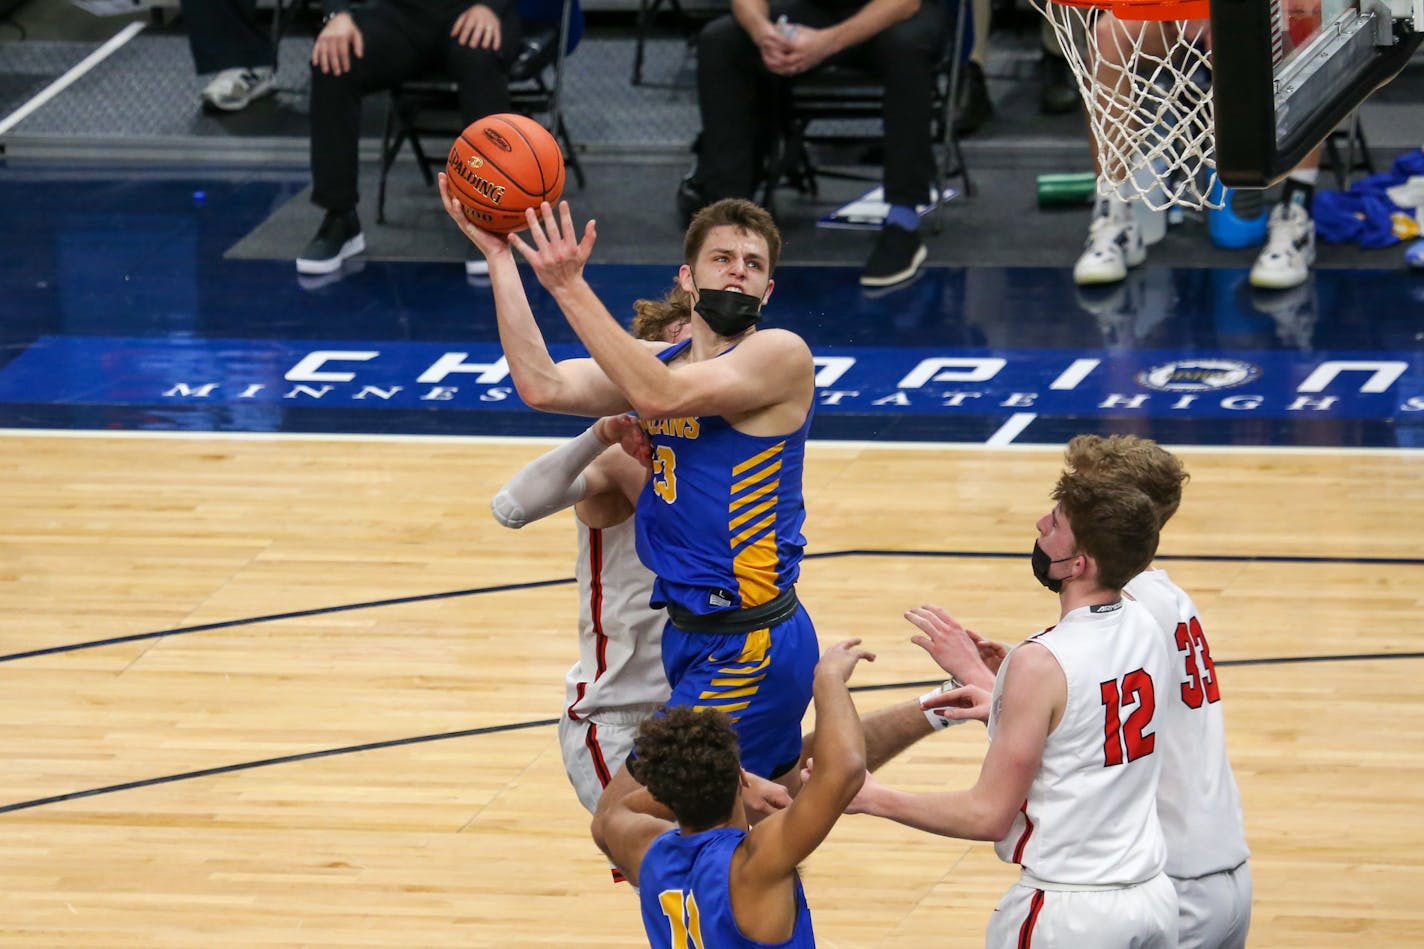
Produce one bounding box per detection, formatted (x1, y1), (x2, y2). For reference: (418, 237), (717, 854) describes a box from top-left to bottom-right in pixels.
(1042, 0), (1209, 19)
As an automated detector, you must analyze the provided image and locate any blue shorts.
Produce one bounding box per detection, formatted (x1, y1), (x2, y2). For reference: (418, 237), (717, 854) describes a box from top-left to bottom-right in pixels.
(659, 604), (819, 779)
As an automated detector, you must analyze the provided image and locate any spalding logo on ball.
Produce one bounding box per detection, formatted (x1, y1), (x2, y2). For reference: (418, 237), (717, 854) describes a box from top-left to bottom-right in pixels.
(446, 113), (566, 235)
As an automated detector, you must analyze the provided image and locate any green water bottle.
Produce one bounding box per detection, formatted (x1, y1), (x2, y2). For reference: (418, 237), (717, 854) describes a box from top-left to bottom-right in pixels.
(1036, 172), (1097, 208)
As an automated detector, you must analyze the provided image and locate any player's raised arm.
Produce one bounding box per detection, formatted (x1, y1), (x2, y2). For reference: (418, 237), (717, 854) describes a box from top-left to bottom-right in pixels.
(849, 643), (1060, 841)
(736, 640), (871, 882)
(439, 176), (632, 417)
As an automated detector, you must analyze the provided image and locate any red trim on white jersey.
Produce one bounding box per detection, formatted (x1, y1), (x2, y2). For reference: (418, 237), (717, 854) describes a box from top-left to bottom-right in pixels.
(1011, 799), (1035, 863)
(584, 721), (612, 787)
(1016, 889), (1046, 948)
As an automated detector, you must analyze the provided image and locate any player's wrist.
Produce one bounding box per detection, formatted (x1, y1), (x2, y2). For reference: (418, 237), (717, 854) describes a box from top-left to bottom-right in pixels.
(919, 677), (967, 731)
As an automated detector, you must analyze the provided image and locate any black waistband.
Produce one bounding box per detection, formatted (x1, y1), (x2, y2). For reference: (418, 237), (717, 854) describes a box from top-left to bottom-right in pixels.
(666, 586), (800, 636)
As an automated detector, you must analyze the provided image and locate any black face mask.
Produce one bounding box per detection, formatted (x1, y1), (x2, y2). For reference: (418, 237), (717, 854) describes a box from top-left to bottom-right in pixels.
(1031, 542), (1078, 594)
(693, 286), (763, 337)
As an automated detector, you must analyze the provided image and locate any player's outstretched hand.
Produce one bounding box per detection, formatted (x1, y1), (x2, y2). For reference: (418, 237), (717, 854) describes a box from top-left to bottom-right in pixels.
(843, 769), (885, 816)
(595, 413), (651, 471)
(921, 682), (992, 725)
(906, 604), (996, 688)
(816, 638), (875, 683)
(966, 627), (1009, 674)
(438, 173), (511, 263)
(742, 770), (793, 822)
(509, 200), (596, 294)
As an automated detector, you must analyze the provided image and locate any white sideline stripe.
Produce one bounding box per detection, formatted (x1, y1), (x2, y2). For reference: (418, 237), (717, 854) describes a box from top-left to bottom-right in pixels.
(986, 413), (1037, 446)
(1051, 359), (1100, 390)
(1, 429), (1420, 457)
(0, 21), (146, 137)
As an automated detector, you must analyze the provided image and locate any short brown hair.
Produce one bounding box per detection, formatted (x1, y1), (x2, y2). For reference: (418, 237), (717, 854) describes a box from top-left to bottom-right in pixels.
(629, 706), (741, 832)
(630, 284), (692, 342)
(683, 198), (782, 272)
(1064, 434), (1189, 528)
(1052, 470), (1160, 592)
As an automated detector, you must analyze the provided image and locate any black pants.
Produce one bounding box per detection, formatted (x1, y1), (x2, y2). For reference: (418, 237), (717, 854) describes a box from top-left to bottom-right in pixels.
(696, 0), (950, 209)
(309, 0), (522, 214)
(180, 0), (273, 74)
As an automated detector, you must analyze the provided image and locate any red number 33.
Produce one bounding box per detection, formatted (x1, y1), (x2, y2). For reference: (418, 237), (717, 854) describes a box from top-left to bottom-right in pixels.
(1100, 669), (1157, 767)
(1174, 616), (1221, 708)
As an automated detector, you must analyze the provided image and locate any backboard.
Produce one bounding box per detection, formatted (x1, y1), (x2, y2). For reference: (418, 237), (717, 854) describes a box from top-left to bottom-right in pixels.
(1211, 0), (1423, 186)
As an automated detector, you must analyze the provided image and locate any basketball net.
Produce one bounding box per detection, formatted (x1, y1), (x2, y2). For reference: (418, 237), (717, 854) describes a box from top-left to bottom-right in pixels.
(1033, 0), (1221, 210)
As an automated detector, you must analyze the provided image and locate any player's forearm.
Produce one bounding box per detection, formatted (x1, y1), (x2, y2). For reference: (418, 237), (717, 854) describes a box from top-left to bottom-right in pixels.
(860, 699), (935, 773)
(806, 668), (867, 791)
(490, 425), (607, 528)
(858, 784), (1006, 841)
(489, 255), (580, 411)
(551, 279), (680, 417)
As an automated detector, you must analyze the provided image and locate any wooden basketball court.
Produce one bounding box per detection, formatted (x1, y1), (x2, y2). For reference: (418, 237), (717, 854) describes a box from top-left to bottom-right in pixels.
(3, 431), (1421, 946)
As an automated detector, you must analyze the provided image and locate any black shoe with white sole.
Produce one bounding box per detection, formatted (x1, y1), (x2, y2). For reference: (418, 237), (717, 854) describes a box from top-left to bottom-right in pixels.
(860, 224), (927, 288)
(296, 210), (365, 275)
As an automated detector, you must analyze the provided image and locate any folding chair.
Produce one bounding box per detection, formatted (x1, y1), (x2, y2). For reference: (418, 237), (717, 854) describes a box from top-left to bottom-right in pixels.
(375, 0), (586, 224)
(759, 0), (974, 221)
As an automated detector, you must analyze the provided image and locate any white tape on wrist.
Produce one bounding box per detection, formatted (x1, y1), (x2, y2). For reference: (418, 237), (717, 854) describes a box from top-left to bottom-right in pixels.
(920, 676), (966, 730)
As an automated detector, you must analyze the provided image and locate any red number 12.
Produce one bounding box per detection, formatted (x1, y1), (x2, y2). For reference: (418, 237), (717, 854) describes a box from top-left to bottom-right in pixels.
(1100, 669), (1157, 767)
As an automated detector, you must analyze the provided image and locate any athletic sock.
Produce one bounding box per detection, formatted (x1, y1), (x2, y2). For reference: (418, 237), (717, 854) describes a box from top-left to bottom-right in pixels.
(885, 204), (919, 232)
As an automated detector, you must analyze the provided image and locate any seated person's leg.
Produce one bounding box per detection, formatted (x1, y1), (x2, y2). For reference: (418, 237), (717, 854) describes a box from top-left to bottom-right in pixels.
(694, 8), (794, 203)
(299, 4), (426, 275)
(854, 4), (947, 288)
(180, 0), (276, 112)
(1250, 146), (1321, 290)
(443, 7), (523, 125)
(1073, 16), (1194, 286)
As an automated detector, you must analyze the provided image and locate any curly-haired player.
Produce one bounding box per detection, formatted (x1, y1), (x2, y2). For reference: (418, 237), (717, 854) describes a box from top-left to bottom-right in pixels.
(591, 639), (873, 947)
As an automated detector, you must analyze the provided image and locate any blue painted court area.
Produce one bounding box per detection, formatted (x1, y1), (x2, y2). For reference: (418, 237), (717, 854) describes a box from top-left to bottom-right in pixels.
(2, 163), (1421, 448)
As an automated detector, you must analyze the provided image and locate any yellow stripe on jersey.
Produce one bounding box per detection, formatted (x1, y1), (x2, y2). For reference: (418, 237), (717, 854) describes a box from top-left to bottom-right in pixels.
(709, 673), (769, 687)
(729, 501), (776, 536)
(692, 701), (753, 716)
(728, 444), (787, 607)
(733, 531), (780, 606)
(731, 461), (782, 497)
(731, 441), (785, 477)
(729, 479), (779, 520)
(699, 684), (764, 700)
(697, 631), (772, 714)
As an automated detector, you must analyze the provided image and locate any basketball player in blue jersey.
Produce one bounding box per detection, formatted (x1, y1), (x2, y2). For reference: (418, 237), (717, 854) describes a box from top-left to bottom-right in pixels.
(591, 638), (873, 948)
(439, 179), (821, 793)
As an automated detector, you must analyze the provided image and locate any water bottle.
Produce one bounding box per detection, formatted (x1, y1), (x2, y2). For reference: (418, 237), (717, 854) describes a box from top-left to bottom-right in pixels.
(1208, 177), (1269, 249)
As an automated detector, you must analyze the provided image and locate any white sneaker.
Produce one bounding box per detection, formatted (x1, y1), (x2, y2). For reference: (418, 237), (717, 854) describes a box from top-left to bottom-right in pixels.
(201, 67), (276, 112)
(1073, 208), (1146, 286)
(1250, 202), (1315, 290)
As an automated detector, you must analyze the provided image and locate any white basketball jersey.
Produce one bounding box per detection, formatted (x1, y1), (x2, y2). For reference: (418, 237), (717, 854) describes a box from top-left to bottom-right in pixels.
(564, 517), (670, 721)
(1126, 568), (1250, 879)
(991, 599), (1173, 886)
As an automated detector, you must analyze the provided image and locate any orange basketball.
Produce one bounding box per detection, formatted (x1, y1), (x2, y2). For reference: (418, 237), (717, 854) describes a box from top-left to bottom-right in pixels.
(445, 113), (565, 234)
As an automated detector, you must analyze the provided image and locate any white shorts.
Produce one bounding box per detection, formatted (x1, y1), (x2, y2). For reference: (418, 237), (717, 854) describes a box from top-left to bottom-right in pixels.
(557, 709), (654, 815)
(1173, 862), (1252, 949)
(986, 872), (1178, 949)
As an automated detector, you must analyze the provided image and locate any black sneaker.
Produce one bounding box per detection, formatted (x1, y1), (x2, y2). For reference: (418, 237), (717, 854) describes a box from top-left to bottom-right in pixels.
(676, 134), (708, 227)
(296, 210), (365, 275)
(953, 61), (993, 136)
(1040, 54), (1080, 116)
(860, 224), (927, 288)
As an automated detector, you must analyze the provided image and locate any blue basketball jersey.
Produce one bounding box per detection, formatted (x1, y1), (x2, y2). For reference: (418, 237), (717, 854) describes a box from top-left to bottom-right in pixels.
(634, 339), (812, 617)
(638, 826), (816, 949)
